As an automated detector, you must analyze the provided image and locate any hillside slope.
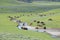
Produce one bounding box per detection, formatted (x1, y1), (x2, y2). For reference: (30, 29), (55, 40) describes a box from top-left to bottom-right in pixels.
(0, 0), (60, 40)
(0, 0), (60, 13)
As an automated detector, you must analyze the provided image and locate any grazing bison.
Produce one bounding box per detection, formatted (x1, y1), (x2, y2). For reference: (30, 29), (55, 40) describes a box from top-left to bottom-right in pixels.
(8, 16), (14, 21)
(37, 24), (43, 27)
(48, 18), (53, 21)
(39, 15), (43, 17)
(37, 21), (40, 23)
(14, 16), (20, 18)
(42, 23), (45, 25)
(41, 22), (44, 24)
(8, 16), (13, 18)
(44, 27), (46, 30)
(31, 14), (32, 15)
(35, 27), (39, 29)
(40, 22), (45, 25)
(44, 15), (46, 16)
(16, 16), (20, 18)
(33, 20), (36, 22)
(14, 16), (16, 18)
(23, 14), (24, 16)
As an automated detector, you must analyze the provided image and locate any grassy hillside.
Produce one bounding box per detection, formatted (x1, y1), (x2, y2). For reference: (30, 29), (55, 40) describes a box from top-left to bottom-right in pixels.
(0, 0), (60, 13)
(0, 0), (60, 40)
(0, 9), (60, 40)
(0, 13), (58, 40)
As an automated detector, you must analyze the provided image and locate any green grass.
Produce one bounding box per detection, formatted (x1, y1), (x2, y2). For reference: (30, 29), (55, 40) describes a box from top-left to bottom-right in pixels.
(0, 0), (60, 40)
(0, 0), (60, 13)
(0, 9), (60, 40)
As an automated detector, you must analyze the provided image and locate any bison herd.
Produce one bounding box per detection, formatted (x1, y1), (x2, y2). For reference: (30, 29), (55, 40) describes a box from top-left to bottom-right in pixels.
(8, 13), (54, 30)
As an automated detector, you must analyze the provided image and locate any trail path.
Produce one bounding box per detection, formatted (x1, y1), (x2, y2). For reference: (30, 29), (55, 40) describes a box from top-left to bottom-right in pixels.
(18, 25), (60, 37)
(45, 28), (60, 37)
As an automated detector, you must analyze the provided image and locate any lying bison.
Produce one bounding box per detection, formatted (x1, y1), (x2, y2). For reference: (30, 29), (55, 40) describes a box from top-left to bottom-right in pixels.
(21, 27), (28, 30)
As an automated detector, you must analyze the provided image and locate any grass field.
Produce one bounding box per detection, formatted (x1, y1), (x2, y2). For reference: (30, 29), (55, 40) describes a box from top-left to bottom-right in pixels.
(0, 0), (60, 40)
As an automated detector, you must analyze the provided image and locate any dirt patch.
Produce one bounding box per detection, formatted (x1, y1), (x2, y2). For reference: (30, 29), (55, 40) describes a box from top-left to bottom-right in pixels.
(46, 28), (60, 37)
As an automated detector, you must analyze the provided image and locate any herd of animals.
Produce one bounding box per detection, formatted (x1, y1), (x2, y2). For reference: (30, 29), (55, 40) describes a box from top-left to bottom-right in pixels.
(8, 13), (54, 31)
(8, 14), (48, 31)
(8, 13), (60, 37)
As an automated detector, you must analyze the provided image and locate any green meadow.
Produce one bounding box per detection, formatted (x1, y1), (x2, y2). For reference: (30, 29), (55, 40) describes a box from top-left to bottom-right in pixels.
(0, 0), (60, 40)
